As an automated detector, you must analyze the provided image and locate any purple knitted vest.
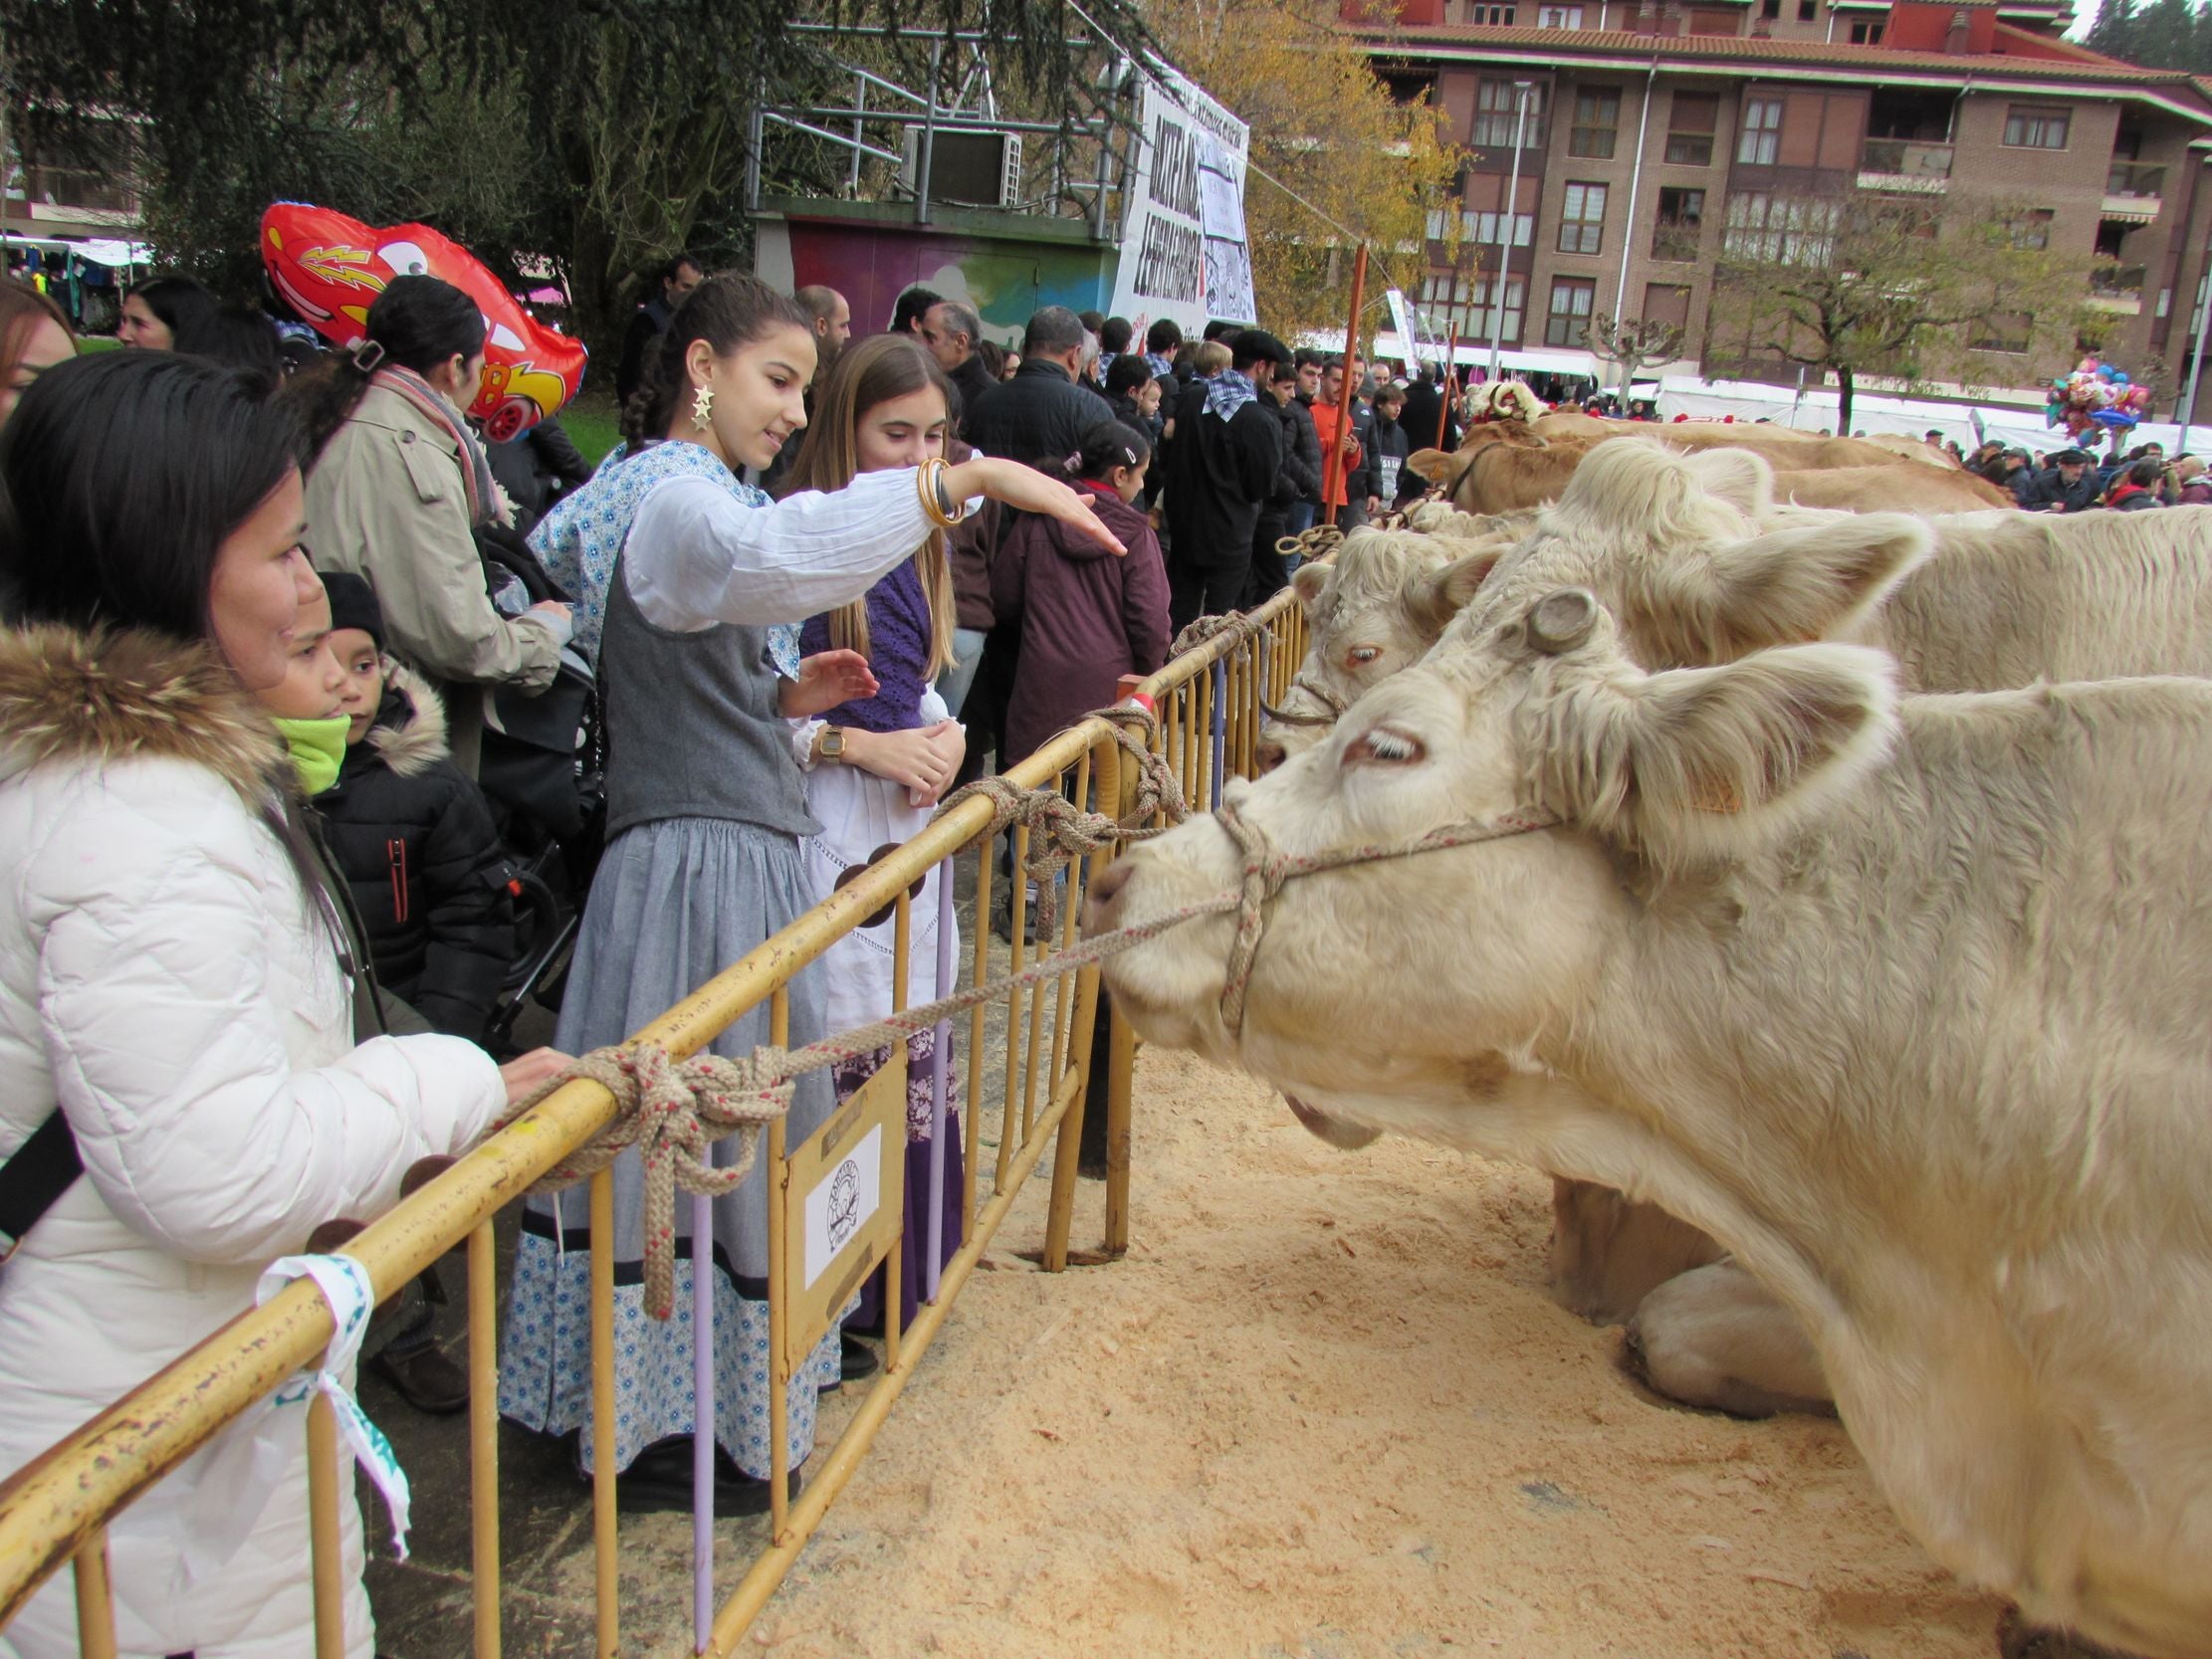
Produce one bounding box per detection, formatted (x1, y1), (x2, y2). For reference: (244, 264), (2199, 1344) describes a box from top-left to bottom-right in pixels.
(800, 558), (931, 733)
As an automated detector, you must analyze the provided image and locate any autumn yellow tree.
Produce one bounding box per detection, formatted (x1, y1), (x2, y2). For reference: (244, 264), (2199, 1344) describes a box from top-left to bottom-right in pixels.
(1146, 0), (1458, 341)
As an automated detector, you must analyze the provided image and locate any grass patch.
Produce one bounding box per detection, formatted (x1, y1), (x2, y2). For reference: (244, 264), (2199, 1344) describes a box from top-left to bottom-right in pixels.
(560, 391), (622, 468)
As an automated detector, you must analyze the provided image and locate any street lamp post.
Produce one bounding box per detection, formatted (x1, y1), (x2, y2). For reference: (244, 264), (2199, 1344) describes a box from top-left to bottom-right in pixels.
(1487, 81), (1533, 382)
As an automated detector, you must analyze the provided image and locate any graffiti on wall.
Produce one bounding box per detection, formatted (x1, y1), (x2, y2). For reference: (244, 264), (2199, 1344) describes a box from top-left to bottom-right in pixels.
(756, 215), (1116, 344)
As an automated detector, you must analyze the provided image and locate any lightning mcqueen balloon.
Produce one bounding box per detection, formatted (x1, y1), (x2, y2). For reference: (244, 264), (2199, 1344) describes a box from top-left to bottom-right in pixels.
(261, 202), (587, 440)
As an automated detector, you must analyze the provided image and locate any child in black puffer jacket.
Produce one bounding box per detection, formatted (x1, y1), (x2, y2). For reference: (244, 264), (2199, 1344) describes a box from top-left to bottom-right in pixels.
(320, 572), (516, 1044)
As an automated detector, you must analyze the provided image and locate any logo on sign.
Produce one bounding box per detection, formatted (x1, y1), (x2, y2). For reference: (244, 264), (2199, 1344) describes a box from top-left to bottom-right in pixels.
(827, 1159), (862, 1252)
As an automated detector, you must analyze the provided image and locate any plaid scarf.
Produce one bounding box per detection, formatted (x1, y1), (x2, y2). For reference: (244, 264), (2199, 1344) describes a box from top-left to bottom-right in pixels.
(1203, 368), (1259, 423)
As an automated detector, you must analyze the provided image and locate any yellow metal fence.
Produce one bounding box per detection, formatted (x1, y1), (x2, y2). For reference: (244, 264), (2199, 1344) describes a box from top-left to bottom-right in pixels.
(0, 582), (1313, 1658)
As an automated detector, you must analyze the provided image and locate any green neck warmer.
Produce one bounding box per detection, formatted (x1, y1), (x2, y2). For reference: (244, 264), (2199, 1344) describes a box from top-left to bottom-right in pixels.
(274, 715), (350, 795)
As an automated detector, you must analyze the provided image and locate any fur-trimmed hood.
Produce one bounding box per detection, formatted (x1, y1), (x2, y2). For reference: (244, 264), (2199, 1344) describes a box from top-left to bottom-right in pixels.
(365, 659), (452, 779)
(0, 623), (284, 805)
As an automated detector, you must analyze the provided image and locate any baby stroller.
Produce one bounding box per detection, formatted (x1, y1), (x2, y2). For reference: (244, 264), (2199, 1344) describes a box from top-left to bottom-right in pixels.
(474, 523), (606, 1054)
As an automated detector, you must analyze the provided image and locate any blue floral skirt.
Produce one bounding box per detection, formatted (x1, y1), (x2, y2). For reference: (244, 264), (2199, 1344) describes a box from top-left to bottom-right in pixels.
(498, 817), (842, 1478)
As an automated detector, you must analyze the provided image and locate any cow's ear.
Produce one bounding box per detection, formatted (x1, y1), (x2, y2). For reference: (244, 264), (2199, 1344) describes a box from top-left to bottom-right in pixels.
(1405, 549), (1501, 638)
(1291, 560), (1332, 611)
(1633, 515), (1932, 664)
(1677, 446), (1774, 517)
(1408, 447), (1475, 495)
(1535, 643), (1897, 867)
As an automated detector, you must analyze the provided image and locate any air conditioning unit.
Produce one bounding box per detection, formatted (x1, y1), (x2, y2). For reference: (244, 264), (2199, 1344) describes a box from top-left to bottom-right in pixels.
(901, 126), (1022, 208)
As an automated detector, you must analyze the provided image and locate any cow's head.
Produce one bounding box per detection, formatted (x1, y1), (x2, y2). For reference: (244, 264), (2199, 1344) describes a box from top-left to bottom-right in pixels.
(1256, 528), (1506, 772)
(1477, 439), (1932, 669)
(1091, 580), (1899, 1131)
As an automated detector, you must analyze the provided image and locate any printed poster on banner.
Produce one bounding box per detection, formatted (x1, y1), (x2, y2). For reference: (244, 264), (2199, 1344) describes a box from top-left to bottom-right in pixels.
(1108, 59), (1256, 334)
(1385, 288), (1451, 376)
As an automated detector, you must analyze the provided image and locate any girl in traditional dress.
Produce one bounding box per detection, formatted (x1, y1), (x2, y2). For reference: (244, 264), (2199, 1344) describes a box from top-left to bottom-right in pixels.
(501, 276), (1119, 1514)
(780, 335), (967, 1338)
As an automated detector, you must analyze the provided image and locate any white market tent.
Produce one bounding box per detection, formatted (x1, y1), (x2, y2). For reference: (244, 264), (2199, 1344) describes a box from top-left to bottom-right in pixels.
(1296, 331), (2210, 456)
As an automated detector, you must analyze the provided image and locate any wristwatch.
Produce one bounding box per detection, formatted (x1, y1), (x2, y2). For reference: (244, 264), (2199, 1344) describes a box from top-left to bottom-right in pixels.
(818, 726), (846, 763)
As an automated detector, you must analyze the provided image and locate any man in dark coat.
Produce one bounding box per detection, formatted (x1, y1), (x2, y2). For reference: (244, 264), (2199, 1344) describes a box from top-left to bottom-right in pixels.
(963, 306), (1106, 462)
(1250, 359), (1318, 605)
(921, 298), (999, 431)
(613, 254), (703, 404)
(1398, 364), (1458, 469)
(2017, 448), (2101, 513)
(1165, 327), (1291, 630)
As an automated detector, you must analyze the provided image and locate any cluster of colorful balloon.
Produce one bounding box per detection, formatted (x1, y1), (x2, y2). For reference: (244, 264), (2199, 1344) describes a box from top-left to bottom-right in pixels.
(259, 203), (587, 441)
(2045, 355), (2153, 440)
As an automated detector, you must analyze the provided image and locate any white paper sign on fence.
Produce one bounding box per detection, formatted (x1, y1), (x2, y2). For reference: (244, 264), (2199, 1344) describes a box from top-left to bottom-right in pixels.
(1108, 59), (1255, 333)
(803, 1123), (882, 1291)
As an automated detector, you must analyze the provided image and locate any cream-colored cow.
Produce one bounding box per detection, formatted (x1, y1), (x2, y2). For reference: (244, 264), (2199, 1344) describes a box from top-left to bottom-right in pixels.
(1089, 564), (2212, 1658)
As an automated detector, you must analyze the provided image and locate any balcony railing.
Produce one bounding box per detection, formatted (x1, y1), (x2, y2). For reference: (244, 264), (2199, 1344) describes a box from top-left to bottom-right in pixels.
(1859, 138), (1954, 180)
(1650, 223), (1701, 262)
(2090, 262), (2147, 313)
(2105, 159), (2165, 198)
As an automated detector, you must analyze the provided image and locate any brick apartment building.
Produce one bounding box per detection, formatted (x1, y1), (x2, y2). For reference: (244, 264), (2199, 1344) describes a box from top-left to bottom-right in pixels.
(1345, 0), (2212, 417)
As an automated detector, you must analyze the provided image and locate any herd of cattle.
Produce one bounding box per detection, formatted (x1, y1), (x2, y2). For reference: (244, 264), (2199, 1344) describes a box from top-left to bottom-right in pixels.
(1083, 416), (2212, 1658)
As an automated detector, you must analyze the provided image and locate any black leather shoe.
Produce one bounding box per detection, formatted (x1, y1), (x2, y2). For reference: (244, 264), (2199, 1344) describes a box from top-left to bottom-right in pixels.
(839, 1332), (881, 1382)
(610, 1437), (799, 1517)
(366, 1344), (469, 1415)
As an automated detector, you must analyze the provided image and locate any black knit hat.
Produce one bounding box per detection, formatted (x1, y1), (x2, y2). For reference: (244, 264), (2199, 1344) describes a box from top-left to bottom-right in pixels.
(318, 569), (385, 651)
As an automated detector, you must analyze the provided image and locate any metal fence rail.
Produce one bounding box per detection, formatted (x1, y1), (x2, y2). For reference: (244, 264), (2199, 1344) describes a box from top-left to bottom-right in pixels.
(0, 579), (1314, 1658)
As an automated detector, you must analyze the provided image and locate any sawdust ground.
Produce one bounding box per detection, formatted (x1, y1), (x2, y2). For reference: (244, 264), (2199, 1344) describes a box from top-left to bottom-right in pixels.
(743, 1045), (2003, 1659)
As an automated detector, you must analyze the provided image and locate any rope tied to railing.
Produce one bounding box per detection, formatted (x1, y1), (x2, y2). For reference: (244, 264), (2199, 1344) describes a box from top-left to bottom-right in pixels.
(497, 1045), (796, 1319)
(931, 702), (1189, 936)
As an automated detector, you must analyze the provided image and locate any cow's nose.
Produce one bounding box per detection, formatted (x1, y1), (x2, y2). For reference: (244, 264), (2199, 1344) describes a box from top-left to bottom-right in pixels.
(1254, 737), (1288, 773)
(1083, 859), (1136, 933)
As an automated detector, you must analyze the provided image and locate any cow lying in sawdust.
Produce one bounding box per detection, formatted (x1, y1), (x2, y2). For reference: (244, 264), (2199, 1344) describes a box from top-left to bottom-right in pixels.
(1086, 533), (2212, 1656)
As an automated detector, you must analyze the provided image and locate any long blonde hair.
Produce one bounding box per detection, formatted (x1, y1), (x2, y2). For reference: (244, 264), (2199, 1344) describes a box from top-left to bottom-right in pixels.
(778, 333), (958, 677)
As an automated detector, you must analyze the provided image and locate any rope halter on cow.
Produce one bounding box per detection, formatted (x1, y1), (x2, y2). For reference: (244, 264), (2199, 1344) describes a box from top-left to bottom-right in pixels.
(1259, 674), (1350, 729)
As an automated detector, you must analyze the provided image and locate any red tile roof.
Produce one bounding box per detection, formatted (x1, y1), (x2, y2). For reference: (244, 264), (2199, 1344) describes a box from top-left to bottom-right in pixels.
(1360, 18), (2210, 93)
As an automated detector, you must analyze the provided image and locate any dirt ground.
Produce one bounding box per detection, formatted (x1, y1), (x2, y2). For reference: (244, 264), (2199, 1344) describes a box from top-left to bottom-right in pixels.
(740, 1044), (2004, 1659)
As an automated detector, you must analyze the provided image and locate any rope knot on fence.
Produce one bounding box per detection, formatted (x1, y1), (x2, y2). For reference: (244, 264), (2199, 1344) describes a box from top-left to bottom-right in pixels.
(505, 1043), (796, 1319)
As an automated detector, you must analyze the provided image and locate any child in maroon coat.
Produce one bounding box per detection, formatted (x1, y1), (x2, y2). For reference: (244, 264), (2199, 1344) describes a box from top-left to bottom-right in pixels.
(992, 421), (1172, 765)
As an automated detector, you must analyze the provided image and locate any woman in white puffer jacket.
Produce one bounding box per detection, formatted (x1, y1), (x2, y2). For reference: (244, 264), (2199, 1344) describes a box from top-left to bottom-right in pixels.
(0, 353), (563, 1659)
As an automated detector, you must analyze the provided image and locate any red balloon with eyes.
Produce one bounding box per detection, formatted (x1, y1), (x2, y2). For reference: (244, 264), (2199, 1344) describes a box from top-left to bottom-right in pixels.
(261, 202), (587, 440)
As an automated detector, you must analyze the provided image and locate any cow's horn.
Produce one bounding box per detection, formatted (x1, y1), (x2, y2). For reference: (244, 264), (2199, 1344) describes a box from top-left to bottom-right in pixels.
(1528, 588), (1599, 654)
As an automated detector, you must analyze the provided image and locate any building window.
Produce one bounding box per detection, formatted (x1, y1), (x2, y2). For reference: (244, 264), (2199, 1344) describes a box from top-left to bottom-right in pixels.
(1473, 80), (1544, 147)
(2003, 106), (2070, 149)
(1798, 0), (1817, 15)
(1653, 185), (1704, 259)
(1471, 275), (1526, 342)
(1545, 277), (1597, 346)
(1762, 0), (1782, 16)
(1570, 89), (1620, 158)
(1737, 98), (1784, 165)
(2010, 207), (2054, 251)
(1538, 3), (1584, 23)
(1848, 19), (1884, 41)
(1666, 93), (1719, 166)
(1968, 311), (2033, 352)
(1559, 181), (1608, 254)
(1468, 2), (1518, 20)
(1723, 191), (1838, 263)
(1469, 209), (1535, 247)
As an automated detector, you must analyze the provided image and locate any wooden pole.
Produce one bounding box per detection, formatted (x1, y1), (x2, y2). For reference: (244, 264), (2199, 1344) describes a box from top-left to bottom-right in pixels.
(1436, 326), (1460, 450)
(1320, 244), (1370, 517)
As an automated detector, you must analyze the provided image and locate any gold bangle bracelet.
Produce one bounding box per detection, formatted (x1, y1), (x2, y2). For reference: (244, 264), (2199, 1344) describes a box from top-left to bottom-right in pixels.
(917, 457), (967, 528)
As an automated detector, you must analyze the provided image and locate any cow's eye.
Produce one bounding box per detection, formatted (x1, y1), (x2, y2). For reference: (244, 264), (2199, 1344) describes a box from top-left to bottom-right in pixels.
(1347, 646), (1381, 666)
(1351, 726), (1426, 767)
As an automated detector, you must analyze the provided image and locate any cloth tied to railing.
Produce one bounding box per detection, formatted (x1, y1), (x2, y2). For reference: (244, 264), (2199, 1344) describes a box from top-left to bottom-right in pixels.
(255, 1253), (414, 1556)
(499, 1045), (795, 1319)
